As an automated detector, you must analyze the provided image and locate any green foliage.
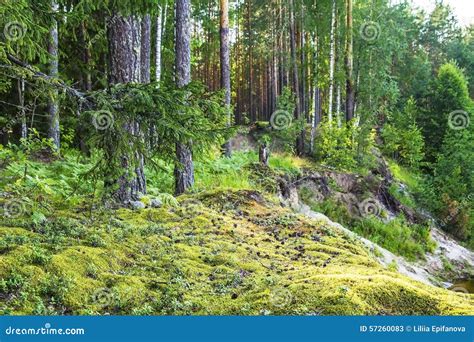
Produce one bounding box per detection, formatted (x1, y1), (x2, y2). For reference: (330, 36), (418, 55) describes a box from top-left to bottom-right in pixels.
(433, 128), (474, 241)
(314, 120), (376, 172)
(0, 134), (96, 221)
(194, 151), (255, 192)
(420, 62), (472, 163)
(415, 62), (474, 242)
(388, 183), (417, 209)
(302, 196), (353, 227)
(353, 216), (436, 262)
(81, 82), (230, 195)
(255, 87), (303, 155)
(381, 99), (425, 169)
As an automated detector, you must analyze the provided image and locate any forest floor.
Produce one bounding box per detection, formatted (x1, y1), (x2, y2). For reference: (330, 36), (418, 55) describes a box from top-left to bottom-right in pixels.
(0, 141), (473, 315)
(284, 165), (474, 287)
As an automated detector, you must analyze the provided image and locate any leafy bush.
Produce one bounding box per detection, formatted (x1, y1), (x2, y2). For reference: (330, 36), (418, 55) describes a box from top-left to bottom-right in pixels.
(381, 98), (425, 169)
(314, 120), (376, 171)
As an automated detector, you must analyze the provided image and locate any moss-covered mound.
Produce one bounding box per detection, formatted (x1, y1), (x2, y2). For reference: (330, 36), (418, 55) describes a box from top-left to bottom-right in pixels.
(1, 190), (473, 315)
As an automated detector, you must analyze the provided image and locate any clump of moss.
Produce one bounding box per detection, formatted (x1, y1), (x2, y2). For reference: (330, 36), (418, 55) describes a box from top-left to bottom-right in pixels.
(0, 190), (472, 315)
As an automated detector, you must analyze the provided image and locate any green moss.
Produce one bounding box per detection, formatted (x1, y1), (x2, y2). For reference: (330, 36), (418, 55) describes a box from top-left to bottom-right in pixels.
(0, 190), (473, 315)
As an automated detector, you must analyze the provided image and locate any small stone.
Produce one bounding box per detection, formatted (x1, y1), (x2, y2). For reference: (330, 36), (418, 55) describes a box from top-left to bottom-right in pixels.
(130, 201), (146, 210)
(150, 198), (163, 208)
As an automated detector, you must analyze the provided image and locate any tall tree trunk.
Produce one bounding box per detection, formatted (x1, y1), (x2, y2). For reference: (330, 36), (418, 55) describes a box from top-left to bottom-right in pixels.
(220, 0), (232, 157)
(174, 0), (194, 195)
(48, 0), (60, 151)
(300, 3), (307, 118)
(79, 21), (92, 91)
(155, 6), (163, 82)
(141, 15), (151, 83)
(18, 78), (27, 139)
(247, 0), (254, 122)
(289, 0), (304, 156)
(327, 0), (336, 125)
(108, 14), (144, 203)
(336, 84), (342, 127)
(133, 14), (152, 197)
(272, 22), (279, 114)
(310, 32), (320, 154)
(345, 0), (355, 121)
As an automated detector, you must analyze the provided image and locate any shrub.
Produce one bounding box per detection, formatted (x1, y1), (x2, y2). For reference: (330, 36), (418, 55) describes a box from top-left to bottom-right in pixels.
(314, 120), (376, 171)
(381, 98), (425, 169)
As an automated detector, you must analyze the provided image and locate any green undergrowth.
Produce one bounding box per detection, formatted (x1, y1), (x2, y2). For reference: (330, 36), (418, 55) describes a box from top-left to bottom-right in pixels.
(387, 159), (428, 207)
(352, 217), (436, 261)
(387, 160), (422, 191)
(300, 193), (435, 261)
(0, 146), (308, 218)
(0, 189), (472, 315)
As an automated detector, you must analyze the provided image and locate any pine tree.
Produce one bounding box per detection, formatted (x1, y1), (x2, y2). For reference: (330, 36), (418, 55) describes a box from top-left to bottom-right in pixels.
(174, 0), (195, 195)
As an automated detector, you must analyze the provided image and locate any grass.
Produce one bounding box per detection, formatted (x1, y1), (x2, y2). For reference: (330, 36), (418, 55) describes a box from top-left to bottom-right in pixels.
(300, 192), (435, 261)
(388, 183), (417, 210)
(146, 150), (309, 195)
(387, 159), (423, 192)
(353, 217), (436, 262)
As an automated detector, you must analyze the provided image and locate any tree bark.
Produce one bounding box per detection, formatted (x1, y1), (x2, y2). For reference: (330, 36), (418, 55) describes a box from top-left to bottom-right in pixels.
(108, 14), (145, 203)
(327, 0), (336, 125)
(289, 0), (304, 156)
(220, 0), (232, 157)
(78, 21), (92, 91)
(48, 0), (60, 150)
(259, 142), (269, 166)
(336, 84), (342, 127)
(155, 6), (163, 82)
(141, 15), (152, 83)
(310, 32), (320, 154)
(174, 0), (194, 195)
(18, 78), (27, 139)
(246, 0), (254, 122)
(345, 0), (355, 121)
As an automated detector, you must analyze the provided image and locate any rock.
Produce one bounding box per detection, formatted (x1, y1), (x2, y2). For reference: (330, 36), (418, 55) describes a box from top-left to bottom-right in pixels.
(150, 198), (163, 208)
(130, 201), (146, 210)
